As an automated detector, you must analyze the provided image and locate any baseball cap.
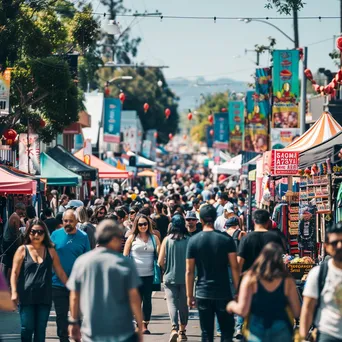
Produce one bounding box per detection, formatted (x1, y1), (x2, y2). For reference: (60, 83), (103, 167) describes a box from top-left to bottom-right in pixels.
(224, 202), (234, 214)
(199, 204), (217, 223)
(66, 200), (84, 209)
(185, 211), (198, 221)
(95, 219), (123, 244)
(225, 217), (240, 228)
(171, 214), (186, 228)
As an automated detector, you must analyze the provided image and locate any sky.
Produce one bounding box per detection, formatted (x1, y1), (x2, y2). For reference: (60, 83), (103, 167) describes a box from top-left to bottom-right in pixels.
(97, 0), (341, 83)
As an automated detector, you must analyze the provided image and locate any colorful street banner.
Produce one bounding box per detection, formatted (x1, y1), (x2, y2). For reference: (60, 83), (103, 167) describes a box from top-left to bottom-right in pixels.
(255, 68), (272, 97)
(18, 133), (40, 175)
(83, 139), (92, 165)
(145, 129), (157, 161)
(272, 150), (299, 176)
(0, 69), (11, 116)
(213, 112), (229, 150)
(272, 50), (300, 148)
(142, 140), (152, 159)
(206, 125), (214, 148)
(228, 101), (244, 155)
(272, 50), (300, 103)
(121, 110), (143, 153)
(270, 128), (301, 150)
(103, 98), (121, 144)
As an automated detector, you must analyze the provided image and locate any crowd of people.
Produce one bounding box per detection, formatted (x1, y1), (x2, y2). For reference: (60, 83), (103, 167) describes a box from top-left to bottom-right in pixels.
(0, 169), (341, 342)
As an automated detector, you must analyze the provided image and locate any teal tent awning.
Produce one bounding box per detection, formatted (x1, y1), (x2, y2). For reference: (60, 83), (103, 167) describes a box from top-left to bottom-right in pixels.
(40, 153), (82, 186)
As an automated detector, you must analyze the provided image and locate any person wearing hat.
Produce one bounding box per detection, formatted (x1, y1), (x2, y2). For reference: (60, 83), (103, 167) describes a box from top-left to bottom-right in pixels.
(185, 211), (201, 237)
(225, 217), (246, 250)
(67, 220), (143, 342)
(158, 214), (190, 341)
(186, 205), (239, 342)
(214, 202), (236, 233)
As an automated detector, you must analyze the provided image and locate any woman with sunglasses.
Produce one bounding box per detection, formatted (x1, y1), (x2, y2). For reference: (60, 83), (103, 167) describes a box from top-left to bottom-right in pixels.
(10, 219), (68, 342)
(123, 214), (161, 335)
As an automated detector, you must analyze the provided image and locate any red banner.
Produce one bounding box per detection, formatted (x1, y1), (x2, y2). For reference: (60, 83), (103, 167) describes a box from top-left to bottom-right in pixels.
(272, 150), (299, 175)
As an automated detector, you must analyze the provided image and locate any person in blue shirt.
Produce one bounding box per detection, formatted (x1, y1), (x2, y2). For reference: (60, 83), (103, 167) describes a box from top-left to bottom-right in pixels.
(51, 209), (90, 342)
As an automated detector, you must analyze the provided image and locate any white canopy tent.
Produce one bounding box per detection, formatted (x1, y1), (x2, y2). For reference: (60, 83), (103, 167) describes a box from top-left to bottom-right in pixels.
(212, 154), (242, 175)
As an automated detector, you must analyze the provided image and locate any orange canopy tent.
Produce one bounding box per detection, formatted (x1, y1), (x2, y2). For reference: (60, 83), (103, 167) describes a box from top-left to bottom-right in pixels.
(0, 168), (36, 194)
(284, 111), (342, 152)
(74, 149), (129, 179)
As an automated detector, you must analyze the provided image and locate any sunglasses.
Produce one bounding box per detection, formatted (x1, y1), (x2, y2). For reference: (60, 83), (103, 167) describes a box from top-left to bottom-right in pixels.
(138, 222), (148, 227)
(187, 219), (197, 222)
(30, 229), (45, 236)
(98, 211), (106, 215)
(328, 239), (342, 248)
(130, 211), (136, 215)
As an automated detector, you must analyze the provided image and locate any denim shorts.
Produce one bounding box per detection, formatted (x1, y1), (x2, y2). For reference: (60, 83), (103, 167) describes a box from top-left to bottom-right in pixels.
(245, 315), (292, 342)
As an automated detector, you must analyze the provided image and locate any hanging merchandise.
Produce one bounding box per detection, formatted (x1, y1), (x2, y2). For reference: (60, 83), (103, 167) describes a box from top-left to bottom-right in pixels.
(335, 183), (342, 223)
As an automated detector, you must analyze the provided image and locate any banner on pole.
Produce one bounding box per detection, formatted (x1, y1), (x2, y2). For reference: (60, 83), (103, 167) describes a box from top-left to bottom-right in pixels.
(206, 125), (214, 148)
(272, 150), (299, 175)
(228, 101), (244, 155)
(103, 98), (121, 143)
(0, 69), (11, 116)
(18, 133), (40, 175)
(213, 112), (229, 150)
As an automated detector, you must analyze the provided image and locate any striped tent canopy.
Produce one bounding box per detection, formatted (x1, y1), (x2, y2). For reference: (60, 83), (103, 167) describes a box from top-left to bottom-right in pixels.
(285, 111), (342, 152)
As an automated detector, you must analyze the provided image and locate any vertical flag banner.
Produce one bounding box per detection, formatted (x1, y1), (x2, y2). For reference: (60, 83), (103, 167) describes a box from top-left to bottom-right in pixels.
(83, 139), (92, 165)
(244, 68), (271, 153)
(213, 112), (229, 150)
(18, 133), (40, 174)
(206, 125), (214, 148)
(103, 98), (121, 143)
(228, 101), (244, 155)
(271, 50), (300, 149)
(0, 69), (11, 116)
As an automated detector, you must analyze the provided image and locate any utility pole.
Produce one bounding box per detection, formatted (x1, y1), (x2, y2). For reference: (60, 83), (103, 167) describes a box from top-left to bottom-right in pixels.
(300, 47), (308, 135)
(293, 8), (299, 48)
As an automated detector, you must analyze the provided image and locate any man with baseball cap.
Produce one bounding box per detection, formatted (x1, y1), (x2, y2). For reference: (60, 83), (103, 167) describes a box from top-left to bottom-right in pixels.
(186, 205), (239, 342)
(185, 211), (201, 236)
(67, 220), (143, 342)
(214, 202), (235, 232)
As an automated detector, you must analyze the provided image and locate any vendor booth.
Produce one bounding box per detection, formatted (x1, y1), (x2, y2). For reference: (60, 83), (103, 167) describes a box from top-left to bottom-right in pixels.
(0, 168), (36, 194)
(212, 154), (242, 175)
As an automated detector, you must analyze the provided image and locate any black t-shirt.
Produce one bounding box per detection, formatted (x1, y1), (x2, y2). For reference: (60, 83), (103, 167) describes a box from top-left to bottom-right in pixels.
(187, 230), (236, 300)
(44, 218), (59, 235)
(238, 231), (284, 272)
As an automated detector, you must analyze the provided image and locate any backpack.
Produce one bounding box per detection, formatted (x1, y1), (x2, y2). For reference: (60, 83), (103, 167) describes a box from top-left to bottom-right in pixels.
(231, 229), (241, 249)
(313, 260), (329, 326)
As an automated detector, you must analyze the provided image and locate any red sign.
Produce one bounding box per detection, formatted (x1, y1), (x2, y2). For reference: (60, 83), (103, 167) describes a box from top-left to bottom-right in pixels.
(272, 150), (299, 175)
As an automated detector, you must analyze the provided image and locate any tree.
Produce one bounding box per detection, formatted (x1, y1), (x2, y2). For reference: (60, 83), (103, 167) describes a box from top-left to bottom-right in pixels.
(100, 67), (179, 144)
(190, 93), (229, 142)
(264, 0), (305, 14)
(0, 0), (100, 142)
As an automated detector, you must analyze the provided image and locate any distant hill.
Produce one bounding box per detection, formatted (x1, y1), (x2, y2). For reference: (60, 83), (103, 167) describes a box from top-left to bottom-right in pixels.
(167, 77), (250, 112)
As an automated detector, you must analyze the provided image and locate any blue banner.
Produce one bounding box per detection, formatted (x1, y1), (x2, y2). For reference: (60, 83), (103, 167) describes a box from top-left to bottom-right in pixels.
(213, 113), (229, 150)
(206, 125), (214, 148)
(103, 98), (121, 143)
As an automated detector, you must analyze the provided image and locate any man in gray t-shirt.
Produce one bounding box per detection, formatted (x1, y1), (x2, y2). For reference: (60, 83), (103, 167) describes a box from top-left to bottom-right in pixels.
(67, 220), (142, 342)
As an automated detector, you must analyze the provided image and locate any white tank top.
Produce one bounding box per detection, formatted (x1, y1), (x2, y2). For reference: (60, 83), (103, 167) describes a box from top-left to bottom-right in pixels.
(131, 236), (154, 277)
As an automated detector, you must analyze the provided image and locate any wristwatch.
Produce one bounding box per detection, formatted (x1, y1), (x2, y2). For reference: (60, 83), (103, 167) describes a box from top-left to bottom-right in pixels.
(68, 317), (81, 325)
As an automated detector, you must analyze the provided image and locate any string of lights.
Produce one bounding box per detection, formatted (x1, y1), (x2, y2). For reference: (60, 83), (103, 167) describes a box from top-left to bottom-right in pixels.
(93, 13), (342, 21)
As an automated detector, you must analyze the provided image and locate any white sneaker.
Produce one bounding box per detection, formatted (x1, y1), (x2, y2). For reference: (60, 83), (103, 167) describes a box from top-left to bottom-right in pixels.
(169, 330), (178, 342)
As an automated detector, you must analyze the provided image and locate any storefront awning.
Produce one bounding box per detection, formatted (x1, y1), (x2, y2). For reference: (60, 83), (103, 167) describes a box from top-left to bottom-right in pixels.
(284, 111), (342, 152)
(47, 145), (97, 181)
(299, 131), (342, 169)
(0, 168), (36, 194)
(40, 153), (82, 186)
(212, 154), (242, 175)
(74, 149), (129, 179)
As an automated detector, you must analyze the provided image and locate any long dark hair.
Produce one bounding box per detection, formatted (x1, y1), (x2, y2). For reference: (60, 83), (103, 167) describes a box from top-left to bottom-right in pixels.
(249, 242), (290, 282)
(168, 220), (188, 241)
(23, 219), (54, 248)
(131, 214), (153, 237)
(90, 205), (107, 224)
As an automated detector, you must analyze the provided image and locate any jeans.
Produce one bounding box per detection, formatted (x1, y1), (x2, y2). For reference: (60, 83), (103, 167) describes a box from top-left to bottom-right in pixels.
(318, 332), (342, 342)
(138, 276), (153, 322)
(197, 298), (235, 342)
(246, 315), (292, 342)
(164, 283), (188, 330)
(52, 286), (70, 342)
(19, 304), (51, 342)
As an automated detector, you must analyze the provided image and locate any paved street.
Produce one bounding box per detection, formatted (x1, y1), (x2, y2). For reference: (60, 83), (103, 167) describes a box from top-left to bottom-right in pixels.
(0, 291), (224, 341)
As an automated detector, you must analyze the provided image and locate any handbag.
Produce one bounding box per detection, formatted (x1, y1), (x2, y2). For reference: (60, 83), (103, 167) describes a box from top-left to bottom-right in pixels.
(151, 235), (161, 291)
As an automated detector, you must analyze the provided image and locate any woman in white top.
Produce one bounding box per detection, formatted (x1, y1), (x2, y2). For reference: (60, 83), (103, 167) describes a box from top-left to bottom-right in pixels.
(124, 214), (160, 335)
(58, 194), (69, 213)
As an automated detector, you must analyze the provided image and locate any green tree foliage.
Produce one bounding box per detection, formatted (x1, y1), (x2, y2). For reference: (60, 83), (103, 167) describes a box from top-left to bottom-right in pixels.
(190, 93), (229, 142)
(100, 68), (179, 144)
(0, 0), (100, 142)
(265, 0), (305, 14)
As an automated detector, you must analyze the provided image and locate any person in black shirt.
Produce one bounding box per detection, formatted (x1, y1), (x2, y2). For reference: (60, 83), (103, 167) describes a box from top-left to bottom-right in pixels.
(43, 208), (59, 235)
(238, 209), (285, 273)
(186, 205), (239, 342)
